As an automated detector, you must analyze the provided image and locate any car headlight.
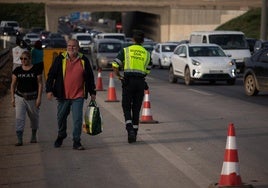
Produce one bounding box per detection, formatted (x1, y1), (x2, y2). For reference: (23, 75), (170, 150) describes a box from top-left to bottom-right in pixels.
(99, 57), (108, 64)
(229, 59), (235, 66)
(192, 59), (200, 66)
(163, 56), (169, 62)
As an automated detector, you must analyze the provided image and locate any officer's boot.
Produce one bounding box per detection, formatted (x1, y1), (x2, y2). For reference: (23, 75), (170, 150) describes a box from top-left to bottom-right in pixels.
(134, 128), (138, 137)
(15, 131), (23, 146)
(126, 123), (136, 143)
(30, 129), (37, 143)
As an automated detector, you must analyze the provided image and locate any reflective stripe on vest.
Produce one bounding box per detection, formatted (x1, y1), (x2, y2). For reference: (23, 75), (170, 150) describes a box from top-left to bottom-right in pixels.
(124, 45), (150, 75)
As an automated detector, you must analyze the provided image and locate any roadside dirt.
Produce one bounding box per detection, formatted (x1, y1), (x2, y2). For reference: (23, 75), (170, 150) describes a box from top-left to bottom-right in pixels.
(0, 52), (12, 98)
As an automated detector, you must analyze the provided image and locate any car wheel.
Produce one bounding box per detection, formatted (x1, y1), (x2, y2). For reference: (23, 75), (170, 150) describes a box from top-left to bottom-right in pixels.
(168, 66), (177, 83)
(227, 79), (236, 85)
(244, 74), (259, 96)
(184, 67), (192, 85)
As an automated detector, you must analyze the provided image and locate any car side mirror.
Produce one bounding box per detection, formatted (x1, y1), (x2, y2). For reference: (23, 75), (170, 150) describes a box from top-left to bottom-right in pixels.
(179, 53), (186, 58)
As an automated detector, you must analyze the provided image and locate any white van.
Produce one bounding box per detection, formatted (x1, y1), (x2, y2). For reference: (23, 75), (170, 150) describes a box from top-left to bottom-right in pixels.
(95, 33), (126, 42)
(189, 31), (251, 73)
(0, 21), (20, 31)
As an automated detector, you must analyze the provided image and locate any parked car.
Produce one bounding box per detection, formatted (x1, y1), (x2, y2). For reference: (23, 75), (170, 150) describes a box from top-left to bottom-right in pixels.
(243, 48), (268, 96)
(92, 39), (123, 69)
(169, 43), (236, 85)
(23, 33), (40, 46)
(151, 42), (178, 69)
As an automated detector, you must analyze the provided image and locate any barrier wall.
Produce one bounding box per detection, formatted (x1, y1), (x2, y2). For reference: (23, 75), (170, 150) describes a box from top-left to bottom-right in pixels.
(43, 48), (65, 80)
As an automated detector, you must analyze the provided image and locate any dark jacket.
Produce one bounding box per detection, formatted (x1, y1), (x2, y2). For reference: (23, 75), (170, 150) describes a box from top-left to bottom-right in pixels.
(46, 51), (96, 99)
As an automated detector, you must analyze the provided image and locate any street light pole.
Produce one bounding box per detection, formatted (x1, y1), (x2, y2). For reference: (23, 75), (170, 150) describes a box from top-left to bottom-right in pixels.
(261, 0), (268, 40)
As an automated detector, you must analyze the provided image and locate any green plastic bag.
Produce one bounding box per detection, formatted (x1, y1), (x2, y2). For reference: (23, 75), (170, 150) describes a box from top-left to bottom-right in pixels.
(83, 100), (103, 135)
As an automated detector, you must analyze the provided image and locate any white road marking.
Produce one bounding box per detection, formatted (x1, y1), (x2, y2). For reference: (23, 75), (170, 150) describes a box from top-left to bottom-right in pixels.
(97, 97), (213, 188)
(188, 89), (213, 96)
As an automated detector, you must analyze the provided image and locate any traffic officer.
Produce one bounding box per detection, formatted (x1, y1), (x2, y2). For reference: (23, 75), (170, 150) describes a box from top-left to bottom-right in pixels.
(112, 30), (151, 143)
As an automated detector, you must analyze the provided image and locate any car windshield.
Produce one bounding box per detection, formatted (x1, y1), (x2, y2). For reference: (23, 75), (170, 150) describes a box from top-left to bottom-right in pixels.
(77, 35), (91, 41)
(162, 45), (177, 52)
(189, 46), (226, 57)
(28, 34), (39, 39)
(98, 43), (122, 53)
(7, 22), (18, 27)
(103, 36), (125, 41)
(209, 34), (249, 50)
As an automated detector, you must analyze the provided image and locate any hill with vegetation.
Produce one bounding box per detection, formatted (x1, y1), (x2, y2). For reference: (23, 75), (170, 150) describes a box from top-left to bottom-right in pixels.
(0, 3), (45, 29)
(216, 8), (262, 39)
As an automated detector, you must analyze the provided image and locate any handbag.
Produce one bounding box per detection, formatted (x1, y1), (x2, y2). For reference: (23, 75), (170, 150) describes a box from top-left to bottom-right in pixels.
(83, 100), (103, 135)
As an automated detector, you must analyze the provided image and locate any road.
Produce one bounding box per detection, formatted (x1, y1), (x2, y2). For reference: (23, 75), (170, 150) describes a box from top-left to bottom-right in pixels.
(0, 68), (268, 188)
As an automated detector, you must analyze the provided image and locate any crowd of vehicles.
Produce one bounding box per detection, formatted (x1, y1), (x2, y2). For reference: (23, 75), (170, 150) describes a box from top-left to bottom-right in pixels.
(1, 19), (267, 96)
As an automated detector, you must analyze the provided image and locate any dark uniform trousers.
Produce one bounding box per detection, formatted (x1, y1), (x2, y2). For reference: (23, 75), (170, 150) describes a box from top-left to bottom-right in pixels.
(122, 76), (145, 130)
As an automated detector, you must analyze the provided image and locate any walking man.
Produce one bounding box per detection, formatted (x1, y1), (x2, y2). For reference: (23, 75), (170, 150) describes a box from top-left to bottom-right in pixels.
(46, 39), (96, 150)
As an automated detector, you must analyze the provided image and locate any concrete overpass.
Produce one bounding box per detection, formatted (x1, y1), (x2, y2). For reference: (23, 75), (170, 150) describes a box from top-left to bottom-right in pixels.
(0, 0), (262, 42)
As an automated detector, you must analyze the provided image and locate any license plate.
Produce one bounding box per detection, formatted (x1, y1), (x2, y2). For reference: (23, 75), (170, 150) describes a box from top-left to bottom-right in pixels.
(209, 70), (223, 73)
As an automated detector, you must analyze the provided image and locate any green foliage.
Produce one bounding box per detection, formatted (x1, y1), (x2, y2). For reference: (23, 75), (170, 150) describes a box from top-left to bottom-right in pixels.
(216, 8), (261, 39)
(0, 3), (45, 29)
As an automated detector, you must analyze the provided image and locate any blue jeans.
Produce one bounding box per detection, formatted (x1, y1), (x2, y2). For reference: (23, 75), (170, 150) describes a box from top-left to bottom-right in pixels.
(57, 98), (84, 143)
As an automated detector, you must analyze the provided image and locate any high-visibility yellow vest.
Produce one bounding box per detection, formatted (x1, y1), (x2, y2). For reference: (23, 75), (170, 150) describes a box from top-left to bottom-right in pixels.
(124, 45), (150, 75)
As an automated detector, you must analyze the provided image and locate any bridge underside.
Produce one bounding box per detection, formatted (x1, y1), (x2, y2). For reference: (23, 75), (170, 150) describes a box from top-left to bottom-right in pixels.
(45, 1), (260, 42)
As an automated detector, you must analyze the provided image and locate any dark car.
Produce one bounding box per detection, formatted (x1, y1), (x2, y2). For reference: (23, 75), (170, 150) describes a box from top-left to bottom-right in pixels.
(253, 40), (268, 54)
(0, 26), (17, 36)
(243, 48), (268, 96)
(246, 38), (257, 54)
(45, 38), (67, 48)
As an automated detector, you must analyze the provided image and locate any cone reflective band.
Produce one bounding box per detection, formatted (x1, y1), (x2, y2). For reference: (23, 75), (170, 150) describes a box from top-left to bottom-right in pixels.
(219, 123), (242, 186)
(140, 90), (158, 124)
(96, 69), (105, 91)
(105, 72), (119, 102)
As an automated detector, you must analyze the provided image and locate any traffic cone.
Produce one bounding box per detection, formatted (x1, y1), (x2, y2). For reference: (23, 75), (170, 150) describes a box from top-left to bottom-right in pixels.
(96, 68), (105, 91)
(105, 72), (119, 102)
(209, 123), (253, 188)
(140, 90), (158, 124)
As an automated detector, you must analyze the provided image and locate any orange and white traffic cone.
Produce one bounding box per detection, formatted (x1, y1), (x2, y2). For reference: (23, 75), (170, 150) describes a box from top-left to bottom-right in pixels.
(209, 123), (252, 188)
(96, 68), (105, 91)
(105, 72), (119, 102)
(140, 90), (158, 124)
(218, 123), (242, 186)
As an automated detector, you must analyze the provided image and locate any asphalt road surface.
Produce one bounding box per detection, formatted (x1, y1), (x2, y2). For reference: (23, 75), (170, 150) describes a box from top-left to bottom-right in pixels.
(0, 68), (268, 188)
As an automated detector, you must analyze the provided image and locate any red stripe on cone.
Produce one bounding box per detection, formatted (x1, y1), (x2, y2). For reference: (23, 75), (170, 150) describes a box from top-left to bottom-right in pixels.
(218, 123), (242, 186)
(96, 68), (105, 91)
(140, 90), (158, 124)
(105, 72), (119, 102)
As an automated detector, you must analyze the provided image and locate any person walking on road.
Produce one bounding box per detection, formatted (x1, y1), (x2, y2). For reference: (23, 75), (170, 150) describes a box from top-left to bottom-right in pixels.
(31, 40), (44, 73)
(12, 37), (28, 70)
(10, 51), (43, 146)
(112, 30), (151, 143)
(46, 39), (96, 150)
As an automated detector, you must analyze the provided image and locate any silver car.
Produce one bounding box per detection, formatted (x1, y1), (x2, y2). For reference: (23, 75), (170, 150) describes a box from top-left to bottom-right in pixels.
(92, 39), (123, 69)
(151, 42), (177, 69)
